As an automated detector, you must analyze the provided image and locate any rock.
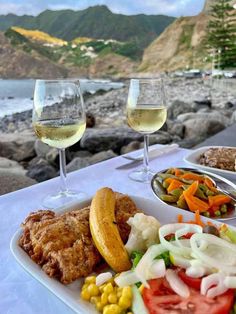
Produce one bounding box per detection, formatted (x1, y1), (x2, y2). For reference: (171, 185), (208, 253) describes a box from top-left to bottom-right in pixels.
(167, 120), (185, 138)
(177, 137), (204, 148)
(149, 131), (172, 145)
(86, 112), (96, 128)
(45, 148), (59, 167)
(90, 150), (117, 164)
(120, 141), (141, 154)
(183, 118), (225, 139)
(0, 157), (26, 175)
(0, 170), (37, 195)
(80, 127), (144, 153)
(71, 150), (93, 159)
(34, 140), (51, 158)
(194, 97), (211, 108)
(177, 111), (230, 126)
(231, 111), (236, 124)
(66, 157), (90, 173)
(26, 157), (57, 182)
(167, 100), (197, 120)
(0, 130), (36, 161)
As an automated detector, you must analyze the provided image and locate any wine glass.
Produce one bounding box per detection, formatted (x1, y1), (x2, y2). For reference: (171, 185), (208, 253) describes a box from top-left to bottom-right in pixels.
(126, 78), (167, 183)
(33, 79), (86, 208)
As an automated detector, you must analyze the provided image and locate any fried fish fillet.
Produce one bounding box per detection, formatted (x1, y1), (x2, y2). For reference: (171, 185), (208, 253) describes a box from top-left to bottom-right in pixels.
(19, 193), (139, 284)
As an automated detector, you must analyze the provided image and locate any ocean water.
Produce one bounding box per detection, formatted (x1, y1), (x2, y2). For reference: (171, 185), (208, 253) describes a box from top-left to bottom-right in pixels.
(0, 79), (124, 118)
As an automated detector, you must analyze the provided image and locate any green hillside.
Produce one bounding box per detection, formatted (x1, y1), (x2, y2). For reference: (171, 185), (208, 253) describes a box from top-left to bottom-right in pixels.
(0, 5), (175, 49)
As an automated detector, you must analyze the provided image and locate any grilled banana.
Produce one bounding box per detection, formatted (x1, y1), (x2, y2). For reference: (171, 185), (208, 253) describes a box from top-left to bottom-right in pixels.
(90, 187), (131, 272)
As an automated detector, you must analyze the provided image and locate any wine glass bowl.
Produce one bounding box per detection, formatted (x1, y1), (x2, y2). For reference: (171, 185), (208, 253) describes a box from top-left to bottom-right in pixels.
(33, 80), (86, 208)
(126, 78), (167, 183)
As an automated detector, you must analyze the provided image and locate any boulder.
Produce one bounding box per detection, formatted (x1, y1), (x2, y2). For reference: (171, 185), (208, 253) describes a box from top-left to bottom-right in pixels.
(167, 100), (197, 120)
(26, 157), (57, 182)
(0, 130), (36, 161)
(89, 150), (117, 164)
(86, 112), (96, 128)
(166, 120), (185, 138)
(0, 170), (37, 195)
(0, 157), (26, 175)
(183, 118), (225, 140)
(80, 127), (144, 153)
(120, 141), (141, 155)
(66, 157), (90, 173)
(34, 139), (51, 158)
(149, 131), (172, 145)
(177, 111), (230, 126)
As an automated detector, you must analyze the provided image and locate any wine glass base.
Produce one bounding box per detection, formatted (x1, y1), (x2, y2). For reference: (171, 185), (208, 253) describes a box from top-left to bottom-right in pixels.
(42, 190), (87, 209)
(128, 168), (155, 183)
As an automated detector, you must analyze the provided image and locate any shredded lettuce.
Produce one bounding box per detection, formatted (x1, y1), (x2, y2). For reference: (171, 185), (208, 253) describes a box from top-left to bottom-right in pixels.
(155, 251), (171, 267)
(131, 251), (144, 269)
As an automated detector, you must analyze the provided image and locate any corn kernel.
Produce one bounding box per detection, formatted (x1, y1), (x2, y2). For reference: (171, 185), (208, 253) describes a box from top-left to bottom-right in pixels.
(122, 286), (132, 299)
(108, 292), (117, 304)
(85, 276), (96, 284)
(88, 283), (100, 296)
(99, 284), (106, 293)
(80, 289), (90, 301)
(96, 301), (104, 312)
(119, 296), (132, 309)
(82, 283), (89, 290)
(103, 304), (121, 314)
(90, 296), (100, 305)
(104, 283), (113, 294)
(101, 292), (108, 306)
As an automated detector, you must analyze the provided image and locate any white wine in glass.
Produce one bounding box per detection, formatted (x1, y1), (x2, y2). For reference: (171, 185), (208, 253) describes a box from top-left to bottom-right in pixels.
(33, 80), (86, 208)
(126, 78), (167, 183)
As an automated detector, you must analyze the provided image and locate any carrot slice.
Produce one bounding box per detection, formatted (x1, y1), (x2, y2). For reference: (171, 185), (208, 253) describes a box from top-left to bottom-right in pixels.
(167, 179), (183, 193)
(195, 210), (205, 227)
(183, 193), (209, 212)
(174, 168), (182, 176)
(184, 181), (199, 196)
(177, 214), (183, 223)
(208, 195), (231, 207)
(181, 173), (204, 182)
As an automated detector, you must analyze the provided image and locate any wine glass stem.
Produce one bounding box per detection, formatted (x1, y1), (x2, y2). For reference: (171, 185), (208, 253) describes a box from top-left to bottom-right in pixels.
(143, 134), (149, 172)
(59, 148), (68, 193)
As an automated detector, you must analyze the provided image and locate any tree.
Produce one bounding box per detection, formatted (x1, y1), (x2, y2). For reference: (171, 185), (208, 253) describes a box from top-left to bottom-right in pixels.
(206, 0), (236, 69)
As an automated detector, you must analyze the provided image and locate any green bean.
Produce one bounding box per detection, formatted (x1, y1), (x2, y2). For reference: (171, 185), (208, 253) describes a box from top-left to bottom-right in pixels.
(199, 184), (208, 192)
(163, 180), (170, 189)
(177, 197), (188, 209)
(158, 173), (176, 180)
(214, 210), (221, 216)
(206, 190), (215, 196)
(195, 188), (208, 200)
(220, 204), (228, 213)
(170, 188), (183, 198)
(203, 211), (210, 217)
(160, 194), (179, 203)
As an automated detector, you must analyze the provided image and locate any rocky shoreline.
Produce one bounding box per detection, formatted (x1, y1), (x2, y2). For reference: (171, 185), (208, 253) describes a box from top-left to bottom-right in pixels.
(0, 77), (235, 191)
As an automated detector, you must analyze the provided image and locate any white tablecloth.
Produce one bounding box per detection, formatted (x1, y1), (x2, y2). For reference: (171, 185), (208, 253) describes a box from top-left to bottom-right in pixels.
(0, 146), (228, 314)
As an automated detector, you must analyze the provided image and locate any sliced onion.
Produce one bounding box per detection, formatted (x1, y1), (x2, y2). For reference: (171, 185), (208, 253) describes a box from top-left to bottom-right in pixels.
(190, 233), (236, 274)
(149, 259), (166, 279)
(175, 225), (202, 256)
(169, 252), (192, 268)
(165, 269), (190, 298)
(224, 276), (236, 289)
(134, 244), (167, 287)
(186, 259), (211, 278)
(96, 272), (113, 286)
(115, 270), (139, 287)
(159, 223), (202, 257)
(201, 273), (227, 298)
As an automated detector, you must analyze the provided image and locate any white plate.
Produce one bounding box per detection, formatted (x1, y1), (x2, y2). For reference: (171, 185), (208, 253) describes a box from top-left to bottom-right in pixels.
(10, 194), (235, 314)
(184, 146), (236, 181)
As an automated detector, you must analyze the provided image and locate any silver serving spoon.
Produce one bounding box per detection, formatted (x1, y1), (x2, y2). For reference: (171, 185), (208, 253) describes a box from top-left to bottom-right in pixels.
(151, 167), (236, 221)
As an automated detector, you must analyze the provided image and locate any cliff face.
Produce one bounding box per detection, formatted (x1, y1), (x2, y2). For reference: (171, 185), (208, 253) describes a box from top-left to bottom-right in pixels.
(0, 32), (67, 78)
(139, 13), (209, 73)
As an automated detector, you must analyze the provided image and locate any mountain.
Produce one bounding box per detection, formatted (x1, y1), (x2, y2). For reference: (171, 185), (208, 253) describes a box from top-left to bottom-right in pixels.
(0, 6), (175, 49)
(139, 13), (210, 72)
(0, 31), (67, 78)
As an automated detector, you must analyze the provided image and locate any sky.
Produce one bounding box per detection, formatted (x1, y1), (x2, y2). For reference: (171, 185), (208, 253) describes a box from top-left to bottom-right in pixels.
(0, 0), (206, 17)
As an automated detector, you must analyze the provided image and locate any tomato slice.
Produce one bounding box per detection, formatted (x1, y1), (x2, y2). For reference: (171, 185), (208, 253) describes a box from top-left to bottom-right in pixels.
(177, 269), (202, 290)
(142, 278), (234, 314)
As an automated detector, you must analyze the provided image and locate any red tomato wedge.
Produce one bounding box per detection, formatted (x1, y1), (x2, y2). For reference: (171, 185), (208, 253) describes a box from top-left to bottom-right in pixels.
(177, 269), (202, 290)
(142, 278), (234, 314)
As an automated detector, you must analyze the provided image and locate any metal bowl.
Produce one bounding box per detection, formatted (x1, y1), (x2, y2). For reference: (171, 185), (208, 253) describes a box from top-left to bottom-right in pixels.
(151, 167), (236, 221)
